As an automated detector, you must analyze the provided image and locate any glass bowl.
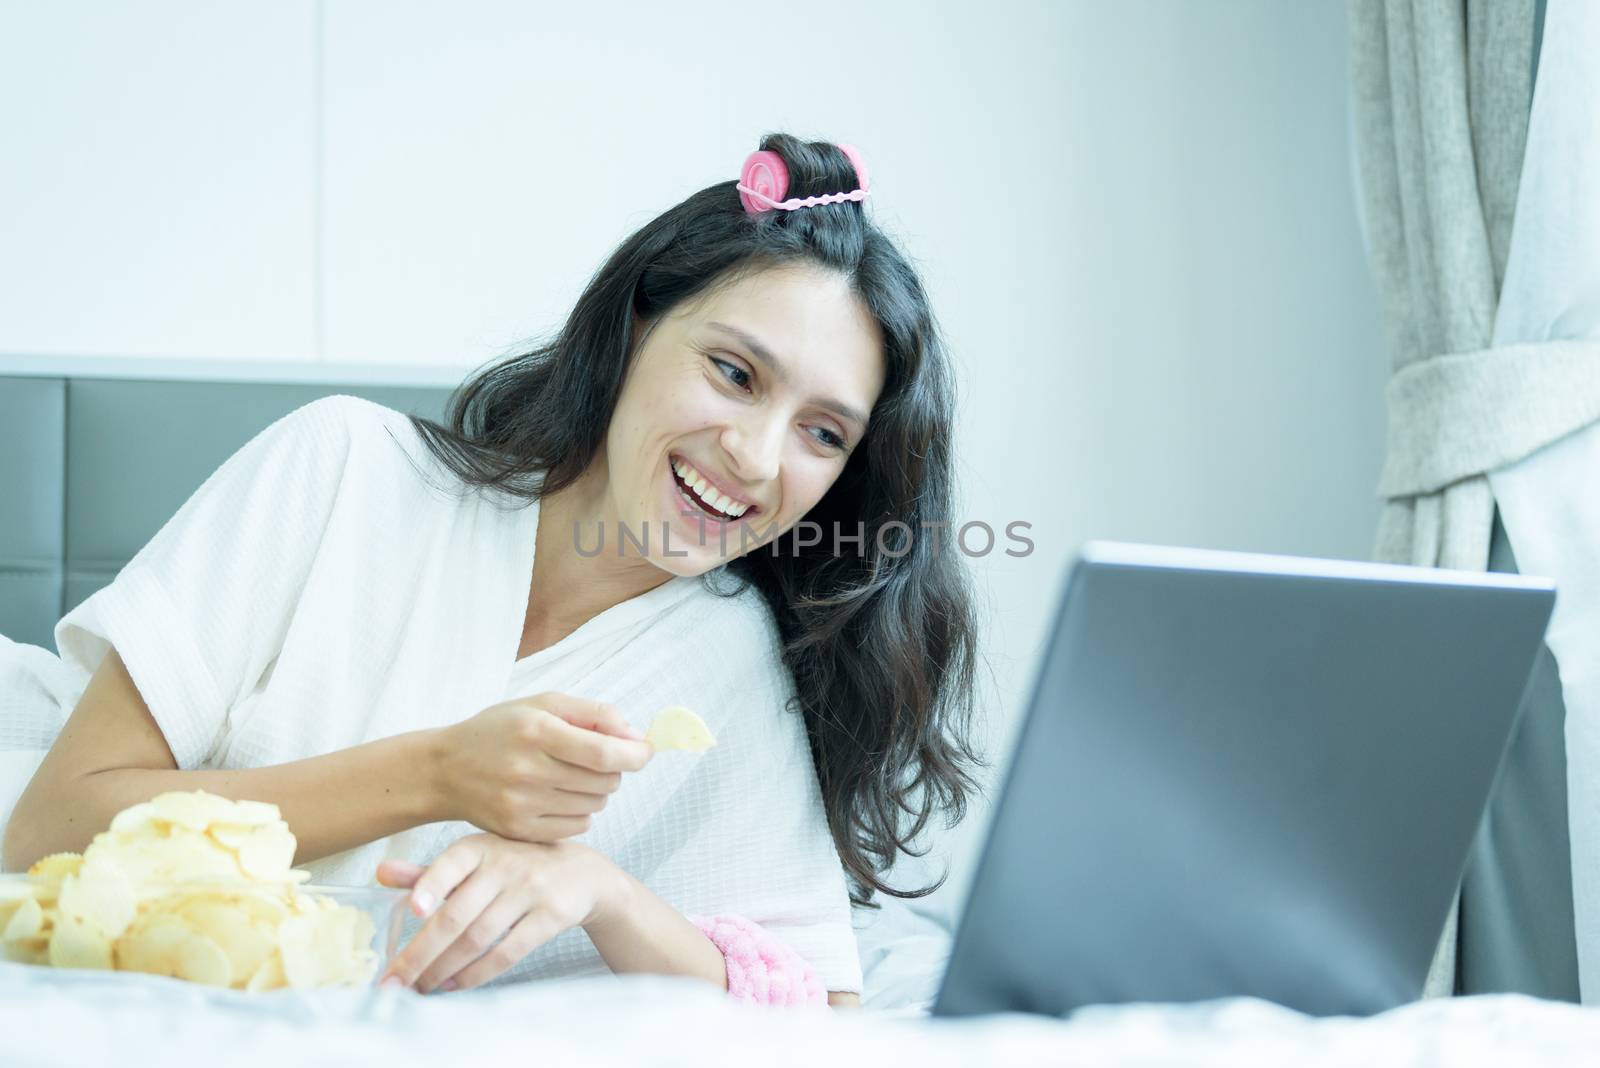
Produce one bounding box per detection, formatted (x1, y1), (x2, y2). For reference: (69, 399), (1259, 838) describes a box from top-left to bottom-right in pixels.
(0, 872), (409, 989)
(290, 882), (411, 974)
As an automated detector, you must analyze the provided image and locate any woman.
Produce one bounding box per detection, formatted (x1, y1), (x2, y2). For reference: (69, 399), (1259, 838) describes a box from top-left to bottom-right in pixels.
(3, 133), (985, 1006)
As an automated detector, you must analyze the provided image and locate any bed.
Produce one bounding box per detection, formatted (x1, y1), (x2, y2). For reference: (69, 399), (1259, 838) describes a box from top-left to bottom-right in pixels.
(2, 957), (1598, 1067)
(1, 865), (1596, 1065)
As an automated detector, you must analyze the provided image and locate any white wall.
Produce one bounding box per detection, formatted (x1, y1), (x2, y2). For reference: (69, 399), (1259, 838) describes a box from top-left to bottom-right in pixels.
(0, 1), (1389, 923)
(0, 3), (318, 361)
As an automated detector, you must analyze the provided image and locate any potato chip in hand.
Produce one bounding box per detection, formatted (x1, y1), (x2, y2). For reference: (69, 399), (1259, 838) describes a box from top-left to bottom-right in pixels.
(644, 706), (717, 752)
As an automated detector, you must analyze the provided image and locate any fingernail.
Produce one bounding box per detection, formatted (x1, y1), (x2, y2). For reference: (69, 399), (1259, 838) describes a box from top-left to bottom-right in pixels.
(439, 979), (459, 993)
(380, 975), (404, 990)
(412, 891), (436, 916)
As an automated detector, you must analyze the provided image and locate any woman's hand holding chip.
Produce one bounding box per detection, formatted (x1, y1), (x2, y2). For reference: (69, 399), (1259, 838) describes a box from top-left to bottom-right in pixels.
(425, 692), (654, 843)
(375, 832), (621, 992)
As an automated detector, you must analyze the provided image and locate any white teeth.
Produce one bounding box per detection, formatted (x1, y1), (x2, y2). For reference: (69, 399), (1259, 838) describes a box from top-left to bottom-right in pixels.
(671, 457), (749, 519)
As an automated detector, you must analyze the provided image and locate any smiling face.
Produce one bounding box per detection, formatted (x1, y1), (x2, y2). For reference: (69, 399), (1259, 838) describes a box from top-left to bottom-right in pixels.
(599, 261), (886, 574)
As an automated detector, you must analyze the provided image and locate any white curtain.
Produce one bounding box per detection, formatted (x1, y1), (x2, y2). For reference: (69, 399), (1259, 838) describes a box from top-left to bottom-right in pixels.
(1349, 0), (1600, 997)
(1483, 0), (1600, 1004)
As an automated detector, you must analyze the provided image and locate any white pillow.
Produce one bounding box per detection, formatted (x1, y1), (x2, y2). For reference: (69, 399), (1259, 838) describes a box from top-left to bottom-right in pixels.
(852, 892), (953, 1012)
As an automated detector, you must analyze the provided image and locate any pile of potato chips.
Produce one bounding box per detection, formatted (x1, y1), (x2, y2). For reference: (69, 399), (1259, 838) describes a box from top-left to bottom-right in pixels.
(0, 791), (377, 990)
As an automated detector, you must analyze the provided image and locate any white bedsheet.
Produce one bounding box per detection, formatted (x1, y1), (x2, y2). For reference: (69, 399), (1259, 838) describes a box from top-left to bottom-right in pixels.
(2, 962), (1598, 1067)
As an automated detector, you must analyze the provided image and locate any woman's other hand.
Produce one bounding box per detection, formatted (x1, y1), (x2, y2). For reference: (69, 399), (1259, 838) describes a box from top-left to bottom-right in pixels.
(426, 692), (653, 843)
(375, 832), (621, 992)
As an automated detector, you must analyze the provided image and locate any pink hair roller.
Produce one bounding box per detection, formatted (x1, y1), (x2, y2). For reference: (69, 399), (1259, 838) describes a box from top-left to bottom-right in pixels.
(738, 144), (872, 215)
(836, 142), (870, 193)
(738, 150), (791, 215)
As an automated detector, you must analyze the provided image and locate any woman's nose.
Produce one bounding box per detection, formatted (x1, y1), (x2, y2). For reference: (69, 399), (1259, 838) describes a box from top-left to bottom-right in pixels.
(721, 414), (784, 484)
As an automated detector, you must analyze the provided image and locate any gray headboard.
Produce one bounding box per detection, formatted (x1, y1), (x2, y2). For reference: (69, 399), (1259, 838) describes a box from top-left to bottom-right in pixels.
(0, 360), (460, 654)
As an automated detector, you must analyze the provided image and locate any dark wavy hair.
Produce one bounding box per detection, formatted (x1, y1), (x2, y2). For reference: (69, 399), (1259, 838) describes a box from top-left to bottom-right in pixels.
(403, 132), (986, 908)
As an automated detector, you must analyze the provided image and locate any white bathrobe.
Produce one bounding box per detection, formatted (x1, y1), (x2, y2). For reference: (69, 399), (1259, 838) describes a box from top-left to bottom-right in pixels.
(7, 394), (862, 993)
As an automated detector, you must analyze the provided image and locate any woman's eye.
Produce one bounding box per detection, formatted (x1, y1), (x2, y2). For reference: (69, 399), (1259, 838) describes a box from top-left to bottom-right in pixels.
(708, 353), (848, 451)
(811, 426), (848, 450)
(710, 356), (751, 391)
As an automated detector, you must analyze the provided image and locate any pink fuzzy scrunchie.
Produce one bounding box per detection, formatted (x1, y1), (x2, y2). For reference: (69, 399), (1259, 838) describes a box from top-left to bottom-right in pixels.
(689, 914), (828, 1007)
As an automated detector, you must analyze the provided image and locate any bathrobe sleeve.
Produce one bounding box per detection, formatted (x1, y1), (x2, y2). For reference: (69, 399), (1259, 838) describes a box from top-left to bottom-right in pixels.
(54, 396), (363, 770)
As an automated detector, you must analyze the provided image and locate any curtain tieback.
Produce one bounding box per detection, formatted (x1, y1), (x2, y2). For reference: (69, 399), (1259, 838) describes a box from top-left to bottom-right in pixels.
(1378, 338), (1600, 499)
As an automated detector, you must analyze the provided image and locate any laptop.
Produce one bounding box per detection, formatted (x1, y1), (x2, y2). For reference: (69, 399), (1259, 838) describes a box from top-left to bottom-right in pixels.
(931, 540), (1556, 1018)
